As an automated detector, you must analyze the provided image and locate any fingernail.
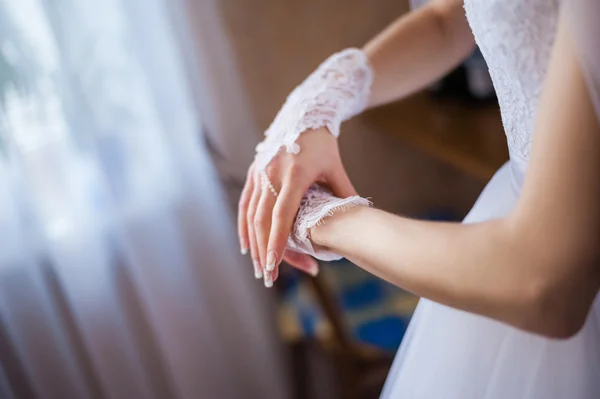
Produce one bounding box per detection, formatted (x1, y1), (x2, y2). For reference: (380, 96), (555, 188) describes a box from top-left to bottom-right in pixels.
(241, 247), (248, 255)
(264, 271), (273, 288)
(266, 251), (277, 272)
(309, 265), (319, 277)
(253, 261), (263, 279)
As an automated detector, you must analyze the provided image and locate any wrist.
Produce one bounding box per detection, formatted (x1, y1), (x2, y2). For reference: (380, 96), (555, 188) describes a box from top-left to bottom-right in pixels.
(310, 204), (367, 251)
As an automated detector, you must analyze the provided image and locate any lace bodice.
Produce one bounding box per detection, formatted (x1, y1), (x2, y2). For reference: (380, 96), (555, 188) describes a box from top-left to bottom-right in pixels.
(464, 0), (560, 161)
(281, 2), (565, 262)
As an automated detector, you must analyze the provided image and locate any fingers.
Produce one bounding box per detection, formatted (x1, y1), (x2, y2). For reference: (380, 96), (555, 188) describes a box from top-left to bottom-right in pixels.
(246, 171), (262, 279)
(283, 250), (319, 276)
(266, 176), (307, 276)
(327, 165), (357, 198)
(238, 164), (255, 255)
(243, 156), (332, 287)
(239, 165), (263, 280)
(255, 178), (278, 287)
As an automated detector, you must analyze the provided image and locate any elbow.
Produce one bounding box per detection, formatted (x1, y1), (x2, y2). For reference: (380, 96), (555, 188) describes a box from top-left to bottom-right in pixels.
(524, 299), (587, 340)
(526, 301), (587, 340)
(500, 210), (600, 339)
(517, 262), (596, 340)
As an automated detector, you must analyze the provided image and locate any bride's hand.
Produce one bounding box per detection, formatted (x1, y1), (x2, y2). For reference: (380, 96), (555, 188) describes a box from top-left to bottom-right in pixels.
(238, 48), (372, 286)
(238, 127), (356, 285)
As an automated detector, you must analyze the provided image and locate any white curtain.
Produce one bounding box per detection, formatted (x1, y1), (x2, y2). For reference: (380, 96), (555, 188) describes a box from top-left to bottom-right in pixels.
(178, 0), (259, 181)
(0, 0), (290, 398)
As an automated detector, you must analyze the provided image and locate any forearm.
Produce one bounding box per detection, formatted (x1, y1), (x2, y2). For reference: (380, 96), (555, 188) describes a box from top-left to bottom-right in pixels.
(282, 6), (600, 339)
(310, 206), (595, 337)
(364, 0), (475, 108)
(311, 208), (527, 323)
(308, 11), (600, 337)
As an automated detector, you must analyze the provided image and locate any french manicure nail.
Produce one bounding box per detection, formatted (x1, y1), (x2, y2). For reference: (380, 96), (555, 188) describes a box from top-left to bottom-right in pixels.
(253, 261), (263, 279)
(264, 271), (273, 288)
(309, 266), (319, 277)
(266, 251), (277, 272)
(240, 238), (248, 255)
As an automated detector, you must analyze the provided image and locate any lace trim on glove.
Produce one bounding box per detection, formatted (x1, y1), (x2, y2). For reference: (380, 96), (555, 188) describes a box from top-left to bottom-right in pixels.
(287, 185), (371, 262)
(254, 48), (373, 170)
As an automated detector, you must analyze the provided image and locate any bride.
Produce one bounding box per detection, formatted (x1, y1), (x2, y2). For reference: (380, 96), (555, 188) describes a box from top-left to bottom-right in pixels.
(238, 0), (600, 397)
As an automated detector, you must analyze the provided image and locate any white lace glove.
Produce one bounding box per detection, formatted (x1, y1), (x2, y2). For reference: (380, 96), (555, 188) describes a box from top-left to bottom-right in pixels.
(287, 185), (371, 261)
(254, 48), (374, 170)
(250, 48), (373, 269)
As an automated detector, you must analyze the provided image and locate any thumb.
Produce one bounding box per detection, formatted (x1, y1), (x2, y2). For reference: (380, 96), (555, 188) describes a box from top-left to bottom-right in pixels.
(327, 165), (357, 198)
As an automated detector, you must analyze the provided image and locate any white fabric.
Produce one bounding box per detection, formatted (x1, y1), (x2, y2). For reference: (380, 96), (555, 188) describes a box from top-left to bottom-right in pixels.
(287, 185), (371, 261)
(567, 0), (600, 117)
(466, 0), (560, 160)
(254, 48), (373, 170)
(381, 1), (600, 398)
(0, 0), (289, 398)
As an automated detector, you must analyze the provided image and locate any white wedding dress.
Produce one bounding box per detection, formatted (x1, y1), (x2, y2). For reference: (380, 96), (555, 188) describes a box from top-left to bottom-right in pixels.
(380, 0), (600, 398)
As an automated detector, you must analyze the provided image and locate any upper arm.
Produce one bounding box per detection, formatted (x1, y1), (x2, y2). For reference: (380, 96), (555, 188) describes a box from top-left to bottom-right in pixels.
(509, 8), (600, 333)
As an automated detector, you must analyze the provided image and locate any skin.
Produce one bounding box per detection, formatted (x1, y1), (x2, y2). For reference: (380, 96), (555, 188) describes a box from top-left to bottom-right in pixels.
(239, 0), (475, 283)
(239, 0), (600, 337)
(311, 8), (600, 338)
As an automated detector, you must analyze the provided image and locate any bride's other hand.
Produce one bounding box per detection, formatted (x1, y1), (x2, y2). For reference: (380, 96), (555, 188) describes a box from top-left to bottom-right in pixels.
(236, 48), (372, 286)
(237, 128), (356, 285)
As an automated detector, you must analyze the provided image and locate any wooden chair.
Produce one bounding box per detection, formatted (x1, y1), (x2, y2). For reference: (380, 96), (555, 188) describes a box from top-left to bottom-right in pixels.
(307, 271), (395, 399)
(280, 266), (398, 399)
